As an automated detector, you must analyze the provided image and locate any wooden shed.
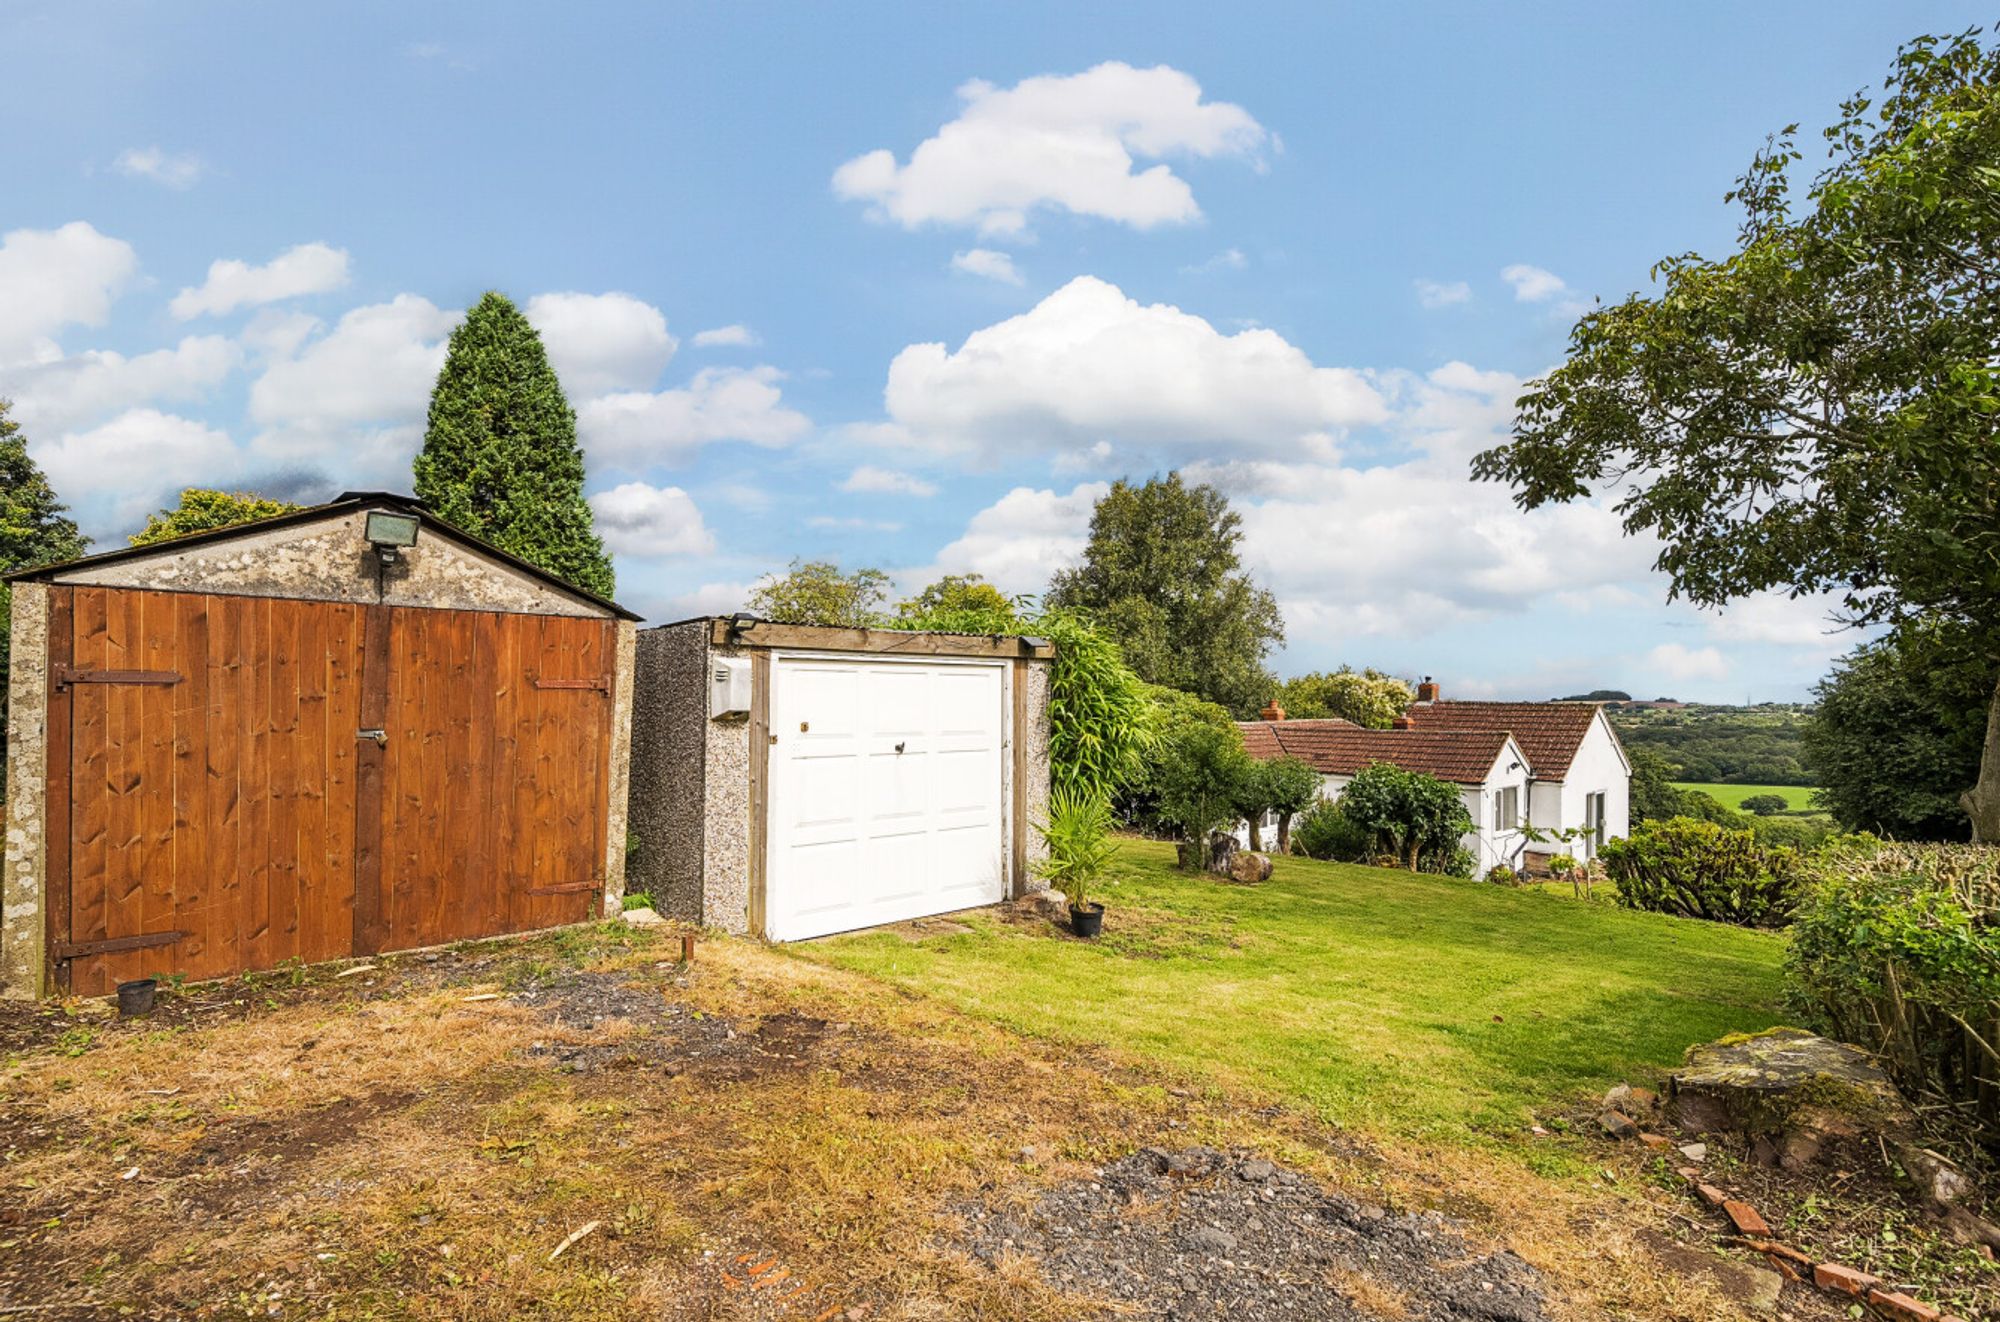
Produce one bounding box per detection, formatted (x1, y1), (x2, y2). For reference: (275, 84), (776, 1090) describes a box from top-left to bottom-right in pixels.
(1, 493), (639, 998)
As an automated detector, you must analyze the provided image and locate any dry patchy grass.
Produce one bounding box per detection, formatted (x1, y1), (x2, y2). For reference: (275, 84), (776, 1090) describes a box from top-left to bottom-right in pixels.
(0, 923), (1817, 1321)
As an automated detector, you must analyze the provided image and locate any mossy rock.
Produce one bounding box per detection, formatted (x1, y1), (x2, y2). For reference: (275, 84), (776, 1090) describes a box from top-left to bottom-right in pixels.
(1669, 1027), (1907, 1155)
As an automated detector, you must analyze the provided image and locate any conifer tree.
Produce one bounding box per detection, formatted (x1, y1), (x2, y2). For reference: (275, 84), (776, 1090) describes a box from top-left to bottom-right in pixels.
(414, 291), (614, 597)
(1, 399), (88, 790)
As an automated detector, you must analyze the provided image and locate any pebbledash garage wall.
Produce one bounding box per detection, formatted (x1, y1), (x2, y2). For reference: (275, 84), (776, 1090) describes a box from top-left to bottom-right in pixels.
(1, 493), (639, 999)
(628, 618), (1053, 938)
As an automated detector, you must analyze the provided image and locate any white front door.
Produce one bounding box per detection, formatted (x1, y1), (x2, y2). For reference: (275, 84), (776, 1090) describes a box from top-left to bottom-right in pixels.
(765, 654), (1008, 940)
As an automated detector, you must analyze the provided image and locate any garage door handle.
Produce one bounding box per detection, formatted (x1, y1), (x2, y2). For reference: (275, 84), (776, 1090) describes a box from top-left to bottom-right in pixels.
(357, 728), (388, 747)
(895, 741), (906, 754)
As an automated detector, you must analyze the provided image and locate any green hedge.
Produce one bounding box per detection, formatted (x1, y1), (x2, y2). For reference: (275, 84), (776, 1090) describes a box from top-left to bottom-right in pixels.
(1599, 817), (1802, 927)
(1788, 843), (2000, 1147)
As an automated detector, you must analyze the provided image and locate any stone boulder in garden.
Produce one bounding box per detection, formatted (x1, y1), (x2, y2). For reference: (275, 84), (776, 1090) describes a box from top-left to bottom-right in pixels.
(1227, 851), (1273, 884)
(1669, 1027), (1906, 1169)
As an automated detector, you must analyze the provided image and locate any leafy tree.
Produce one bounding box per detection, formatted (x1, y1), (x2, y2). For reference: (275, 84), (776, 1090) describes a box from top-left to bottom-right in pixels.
(1472, 30), (2000, 839)
(130, 489), (303, 546)
(1277, 668), (1415, 728)
(1124, 682), (1237, 830)
(1802, 627), (1989, 839)
(747, 559), (891, 627)
(1741, 793), (1790, 817)
(1047, 473), (1283, 717)
(414, 290), (614, 598)
(1154, 722), (1256, 871)
(0, 400), (88, 791)
(1260, 756), (1324, 855)
(1627, 745), (1691, 823)
(896, 574), (1018, 626)
(1338, 763), (1472, 871)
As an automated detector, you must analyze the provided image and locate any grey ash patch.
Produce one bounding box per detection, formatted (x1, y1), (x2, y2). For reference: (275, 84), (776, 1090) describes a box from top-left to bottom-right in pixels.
(512, 970), (830, 1078)
(960, 1146), (1549, 1321)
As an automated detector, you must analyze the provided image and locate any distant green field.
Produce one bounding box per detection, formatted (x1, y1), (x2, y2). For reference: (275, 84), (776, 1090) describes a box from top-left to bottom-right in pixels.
(1673, 782), (1820, 812)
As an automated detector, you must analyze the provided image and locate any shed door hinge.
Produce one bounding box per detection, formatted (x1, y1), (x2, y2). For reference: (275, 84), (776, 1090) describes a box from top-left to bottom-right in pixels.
(53, 930), (187, 960)
(53, 665), (182, 693)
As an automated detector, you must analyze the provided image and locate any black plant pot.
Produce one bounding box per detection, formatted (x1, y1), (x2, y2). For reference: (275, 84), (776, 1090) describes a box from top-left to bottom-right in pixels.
(1070, 902), (1104, 938)
(116, 978), (158, 1018)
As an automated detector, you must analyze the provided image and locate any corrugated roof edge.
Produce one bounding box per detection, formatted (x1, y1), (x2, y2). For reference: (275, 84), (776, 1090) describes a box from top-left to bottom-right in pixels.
(4, 491), (641, 621)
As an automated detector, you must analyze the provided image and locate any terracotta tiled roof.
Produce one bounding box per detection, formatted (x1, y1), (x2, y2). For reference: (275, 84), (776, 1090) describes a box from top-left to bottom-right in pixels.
(1399, 701), (1602, 779)
(1236, 720), (1514, 786)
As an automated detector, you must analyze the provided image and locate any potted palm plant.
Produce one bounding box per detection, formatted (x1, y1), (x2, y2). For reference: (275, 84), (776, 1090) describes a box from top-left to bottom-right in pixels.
(1034, 787), (1116, 937)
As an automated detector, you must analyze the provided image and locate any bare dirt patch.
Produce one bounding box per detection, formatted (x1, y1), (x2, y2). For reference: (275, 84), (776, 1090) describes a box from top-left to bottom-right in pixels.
(961, 1145), (1548, 1320)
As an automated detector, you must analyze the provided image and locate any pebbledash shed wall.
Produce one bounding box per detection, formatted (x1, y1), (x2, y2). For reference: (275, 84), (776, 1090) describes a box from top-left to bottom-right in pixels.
(1, 493), (639, 999)
(627, 617), (1053, 935)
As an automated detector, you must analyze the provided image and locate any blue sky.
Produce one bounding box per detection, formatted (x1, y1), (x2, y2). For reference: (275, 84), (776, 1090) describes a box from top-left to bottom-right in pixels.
(4, 2), (1981, 701)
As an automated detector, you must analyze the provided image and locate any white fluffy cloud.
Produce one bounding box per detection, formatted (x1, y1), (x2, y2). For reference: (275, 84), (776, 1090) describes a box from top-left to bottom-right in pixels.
(1703, 590), (1864, 661)
(579, 366), (810, 468)
(0, 221), (138, 363)
(1500, 263), (1567, 303)
(841, 466), (938, 498)
(113, 146), (205, 190)
(921, 482), (1108, 593)
(33, 409), (242, 532)
(691, 324), (760, 348)
(526, 291), (677, 397)
(246, 294), (458, 482)
(873, 275), (1385, 461)
(170, 242), (352, 320)
(1647, 643), (1732, 683)
(833, 62), (1267, 236)
(1415, 278), (1471, 308)
(8, 335), (241, 435)
(951, 248), (1023, 284)
(1160, 363), (1663, 641)
(588, 482), (716, 558)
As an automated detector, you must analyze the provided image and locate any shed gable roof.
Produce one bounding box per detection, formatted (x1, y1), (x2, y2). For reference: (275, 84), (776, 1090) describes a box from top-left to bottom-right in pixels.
(1237, 719), (1515, 785)
(6, 491), (639, 620)
(1400, 700), (1601, 779)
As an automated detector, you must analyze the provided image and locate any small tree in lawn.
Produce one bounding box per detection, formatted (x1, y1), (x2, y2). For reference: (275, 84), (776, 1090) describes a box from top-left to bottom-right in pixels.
(1155, 723), (1255, 872)
(1741, 794), (1789, 817)
(415, 290), (614, 598)
(130, 489), (303, 546)
(747, 559), (891, 627)
(1250, 756), (1322, 854)
(1338, 763), (1472, 871)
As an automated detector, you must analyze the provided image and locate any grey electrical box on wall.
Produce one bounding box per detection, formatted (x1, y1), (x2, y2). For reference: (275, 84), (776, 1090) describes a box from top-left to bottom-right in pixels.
(709, 656), (752, 718)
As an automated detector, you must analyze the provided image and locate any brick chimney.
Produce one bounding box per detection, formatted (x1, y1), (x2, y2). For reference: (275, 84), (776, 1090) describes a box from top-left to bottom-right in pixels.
(1260, 700), (1286, 722)
(1415, 676), (1440, 704)
(1392, 714), (1413, 730)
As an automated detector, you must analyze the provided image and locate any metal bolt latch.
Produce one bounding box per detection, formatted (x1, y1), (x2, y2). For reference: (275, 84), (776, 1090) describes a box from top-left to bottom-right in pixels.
(357, 728), (388, 747)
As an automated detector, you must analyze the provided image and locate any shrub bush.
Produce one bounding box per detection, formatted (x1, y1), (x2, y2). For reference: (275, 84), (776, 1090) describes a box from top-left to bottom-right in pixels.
(1747, 814), (1840, 852)
(1599, 817), (1801, 926)
(1787, 843), (2000, 1147)
(1485, 864), (1518, 886)
(1740, 793), (1790, 816)
(1340, 763), (1472, 871)
(1420, 845), (1477, 879)
(1293, 798), (1371, 861)
(1154, 723), (1256, 871)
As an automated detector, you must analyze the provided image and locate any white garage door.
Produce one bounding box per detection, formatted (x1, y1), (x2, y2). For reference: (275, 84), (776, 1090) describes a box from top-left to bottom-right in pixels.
(766, 654), (1009, 941)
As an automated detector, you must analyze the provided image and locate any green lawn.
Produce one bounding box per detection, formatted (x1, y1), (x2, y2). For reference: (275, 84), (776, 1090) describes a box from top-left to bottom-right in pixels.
(1673, 781), (1820, 812)
(798, 838), (1787, 1141)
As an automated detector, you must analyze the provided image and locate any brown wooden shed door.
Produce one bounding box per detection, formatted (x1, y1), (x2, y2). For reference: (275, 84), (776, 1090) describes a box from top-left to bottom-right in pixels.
(370, 609), (614, 952)
(50, 587), (616, 996)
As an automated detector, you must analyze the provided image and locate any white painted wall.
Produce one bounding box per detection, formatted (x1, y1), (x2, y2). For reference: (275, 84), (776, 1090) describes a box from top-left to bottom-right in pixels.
(1536, 712), (1632, 856)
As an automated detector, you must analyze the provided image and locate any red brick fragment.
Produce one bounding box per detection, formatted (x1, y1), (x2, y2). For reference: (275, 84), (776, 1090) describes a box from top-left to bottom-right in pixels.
(1675, 1165), (1701, 1181)
(1812, 1262), (1879, 1296)
(1637, 1132), (1672, 1149)
(1741, 1238), (1813, 1268)
(1866, 1289), (1942, 1322)
(1695, 1182), (1728, 1207)
(1722, 1199), (1771, 1236)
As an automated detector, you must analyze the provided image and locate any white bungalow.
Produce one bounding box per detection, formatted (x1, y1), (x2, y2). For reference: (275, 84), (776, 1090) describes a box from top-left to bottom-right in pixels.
(1238, 680), (1631, 875)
